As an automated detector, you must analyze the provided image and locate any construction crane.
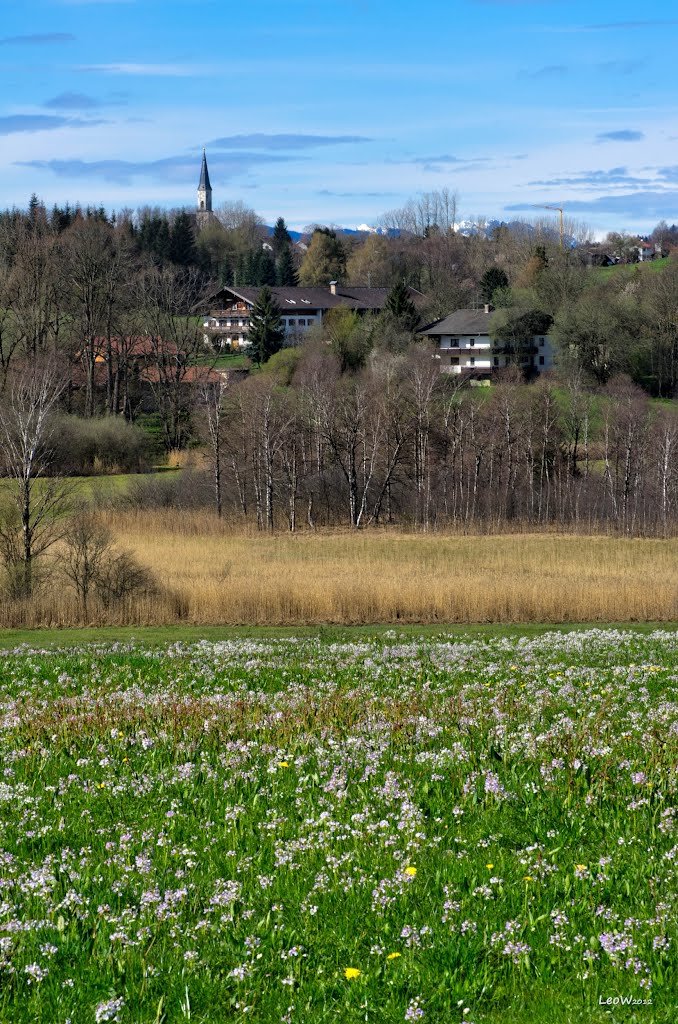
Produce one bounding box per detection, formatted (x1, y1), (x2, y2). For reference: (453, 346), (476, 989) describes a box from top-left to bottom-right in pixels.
(533, 204), (564, 247)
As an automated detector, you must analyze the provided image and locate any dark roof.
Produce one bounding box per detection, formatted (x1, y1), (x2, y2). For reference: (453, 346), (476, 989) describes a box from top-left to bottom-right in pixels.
(419, 308), (493, 337)
(334, 286), (426, 308)
(205, 284), (425, 314)
(198, 150), (212, 192)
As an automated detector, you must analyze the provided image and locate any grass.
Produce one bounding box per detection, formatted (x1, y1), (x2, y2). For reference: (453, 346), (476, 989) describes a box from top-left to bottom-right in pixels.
(593, 257), (672, 283)
(0, 629), (677, 1022)
(2, 514), (678, 627)
(199, 352), (251, 371)
(0, 470), (179, 502)
(0, 620), (675, 650)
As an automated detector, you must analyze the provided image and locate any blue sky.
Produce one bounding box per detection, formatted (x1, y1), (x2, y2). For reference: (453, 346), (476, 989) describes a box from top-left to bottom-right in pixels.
(1, 0), (677, 235)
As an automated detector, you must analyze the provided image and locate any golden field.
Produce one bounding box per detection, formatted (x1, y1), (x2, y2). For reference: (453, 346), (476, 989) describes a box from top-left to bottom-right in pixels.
(5, 510), (677, 627)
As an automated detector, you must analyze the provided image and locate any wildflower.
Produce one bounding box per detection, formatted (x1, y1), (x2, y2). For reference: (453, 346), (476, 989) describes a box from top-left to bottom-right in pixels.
(486, 863), (494, 869)
(278, 761), (290, 768)
(95, 998), (125, 1024)
(405, 997), (425, 1020)
(404, 866), (417, 876)
(523, 876), (533, 882)
(387, 952), (402, 959)
(344, 967), (361, 979)
(24, 963), (48, 983)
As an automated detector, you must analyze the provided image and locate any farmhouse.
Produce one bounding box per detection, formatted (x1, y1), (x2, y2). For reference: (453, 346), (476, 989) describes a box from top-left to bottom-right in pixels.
(419, 304), (555, 379)
(201, 282), (425, 350)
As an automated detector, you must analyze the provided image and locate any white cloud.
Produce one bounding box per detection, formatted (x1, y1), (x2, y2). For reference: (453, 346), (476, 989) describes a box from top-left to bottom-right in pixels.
(77, 63), (210, 76)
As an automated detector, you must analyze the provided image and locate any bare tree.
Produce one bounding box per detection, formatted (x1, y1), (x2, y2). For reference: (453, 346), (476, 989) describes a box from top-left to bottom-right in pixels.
(133, 266), (204, 451)
(199, 376), (226, 518)
(0, 261), (20, 391)
(62, 512), (114, 618)
(0, 361), (69, 597)
(62, 509), (154, 617)
(63, 218), (118, 417)
(6, 223), (63, 362)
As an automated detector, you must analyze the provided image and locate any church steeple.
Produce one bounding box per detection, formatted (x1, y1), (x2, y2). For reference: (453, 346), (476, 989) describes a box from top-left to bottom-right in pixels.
(197, 149), (212, 214)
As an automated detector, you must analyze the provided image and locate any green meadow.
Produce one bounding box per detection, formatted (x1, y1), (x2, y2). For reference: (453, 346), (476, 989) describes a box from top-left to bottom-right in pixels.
(0, 629), (676, 1022)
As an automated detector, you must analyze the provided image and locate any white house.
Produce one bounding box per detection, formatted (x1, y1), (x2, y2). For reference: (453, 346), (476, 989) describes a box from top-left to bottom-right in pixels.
(201, 283), (425, 350)
(418, 304), (555, 379)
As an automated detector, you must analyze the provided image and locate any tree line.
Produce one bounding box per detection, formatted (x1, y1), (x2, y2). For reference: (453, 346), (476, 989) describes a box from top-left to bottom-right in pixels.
(200, 344), (678, 537)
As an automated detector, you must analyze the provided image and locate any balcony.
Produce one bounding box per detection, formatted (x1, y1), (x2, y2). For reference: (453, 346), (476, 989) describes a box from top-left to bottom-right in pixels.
(440, 345), (492, 355)
(492, 344), (538, 357)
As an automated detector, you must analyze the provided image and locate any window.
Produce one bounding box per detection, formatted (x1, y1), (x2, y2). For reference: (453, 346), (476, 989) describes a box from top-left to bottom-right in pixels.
(288, 319), (296, 327)
(469, 338), (475, 347)
(451, 356), (459, 365)
(539, 337), (545, 347)
(539, 355), (545, 365)
(298, 319), (306, 326)
(469, 356), (475, 366)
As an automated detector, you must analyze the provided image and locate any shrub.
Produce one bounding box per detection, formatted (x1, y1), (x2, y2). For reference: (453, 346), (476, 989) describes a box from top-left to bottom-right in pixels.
(61, 510), (157, 616)
(50, 416), (152, 475)
(122, 468), (213, 511)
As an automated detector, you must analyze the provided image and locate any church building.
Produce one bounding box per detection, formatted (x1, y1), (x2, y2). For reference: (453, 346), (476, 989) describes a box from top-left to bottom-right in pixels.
(196, 150), (214, 229)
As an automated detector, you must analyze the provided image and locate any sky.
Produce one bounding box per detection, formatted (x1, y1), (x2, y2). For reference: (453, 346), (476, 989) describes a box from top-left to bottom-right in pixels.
(1, 0), (677, 236)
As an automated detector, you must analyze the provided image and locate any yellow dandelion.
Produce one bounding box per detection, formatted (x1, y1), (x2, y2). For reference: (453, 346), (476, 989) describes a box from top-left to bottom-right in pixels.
(98, 783), (106, 790)
(576, 864), (587, 871)
(523, 875), (533, 881)
(387, 952), (401, 960)
(404, 866), (417, 877)
(344, 967), (361, 979)
(486, 863), (494, 869)
(278, 761), (290, 768)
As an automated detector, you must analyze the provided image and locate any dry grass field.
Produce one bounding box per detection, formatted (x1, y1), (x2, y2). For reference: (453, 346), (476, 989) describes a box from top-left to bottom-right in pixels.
(72, 512), (678, 625)
(3, 510), (677, 627)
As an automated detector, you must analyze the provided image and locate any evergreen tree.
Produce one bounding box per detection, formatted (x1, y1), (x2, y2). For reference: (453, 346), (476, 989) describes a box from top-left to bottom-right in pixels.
(169, 211), (197, 266)
(154, 220), (171, 264)
(385, 280), (419, 331)
(234, 252), (247, 287)
(479, 267), (509, 304)
(272, 216), (292, 257)
(220, 254), (234, 286)
(259, 250), (277, 286)
(51, 203), (74, 233)
(276, 246), (299, 286)
(28, 194), (41, 222)
(248, 250), (261, 285)
(28, 194), (47, 231)
(249, 286), (285, 365)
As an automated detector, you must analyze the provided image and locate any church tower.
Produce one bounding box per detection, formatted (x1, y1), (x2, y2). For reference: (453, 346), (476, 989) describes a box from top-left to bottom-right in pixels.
(197, 150), (213, 226)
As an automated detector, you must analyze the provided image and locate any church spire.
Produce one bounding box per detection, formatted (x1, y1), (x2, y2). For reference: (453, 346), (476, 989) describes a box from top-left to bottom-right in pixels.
(197, 149), (212, 214)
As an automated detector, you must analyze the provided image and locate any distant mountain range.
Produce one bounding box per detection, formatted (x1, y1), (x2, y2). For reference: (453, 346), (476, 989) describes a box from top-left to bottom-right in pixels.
(265, 219), (572, 245)
(264, 224), (384, 242)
